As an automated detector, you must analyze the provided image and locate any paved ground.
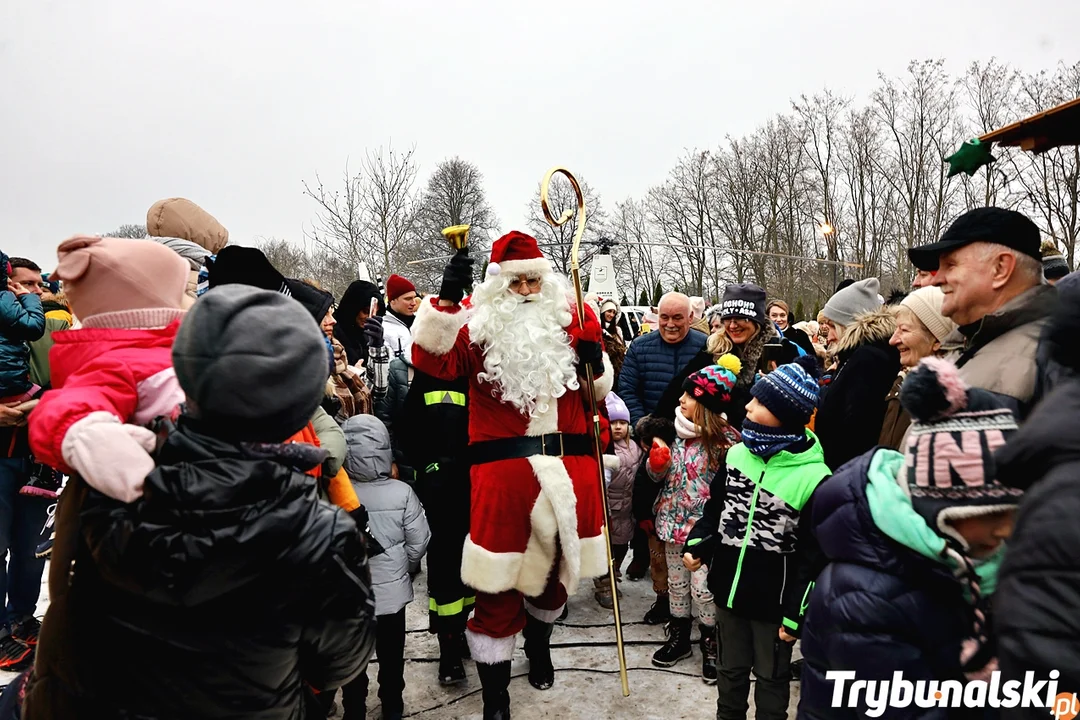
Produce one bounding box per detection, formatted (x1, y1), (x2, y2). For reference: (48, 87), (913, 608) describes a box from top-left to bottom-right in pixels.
(334, 558), (802, 719)
(4, 560), (801, 719)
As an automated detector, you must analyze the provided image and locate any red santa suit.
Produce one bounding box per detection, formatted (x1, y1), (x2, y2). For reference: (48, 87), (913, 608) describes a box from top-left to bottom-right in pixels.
(410, 234), (611, 662)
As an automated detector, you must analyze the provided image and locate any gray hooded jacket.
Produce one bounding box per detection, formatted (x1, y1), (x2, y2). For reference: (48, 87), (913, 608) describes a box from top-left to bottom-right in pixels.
(342, 414), (430, 616)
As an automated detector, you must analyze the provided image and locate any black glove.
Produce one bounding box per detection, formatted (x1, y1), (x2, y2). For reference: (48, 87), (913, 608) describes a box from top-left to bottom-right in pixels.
(363, 316), (384, 348)
(349, 507), (387, 557)
(439, 251), (475, 304)
(575, 339), (605, 377)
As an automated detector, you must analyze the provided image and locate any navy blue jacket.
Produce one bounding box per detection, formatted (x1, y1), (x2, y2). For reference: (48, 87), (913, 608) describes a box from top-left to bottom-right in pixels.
(799, 450), (977, 720)
(0, 291), (45, 397)
(617, 329), (707, 425)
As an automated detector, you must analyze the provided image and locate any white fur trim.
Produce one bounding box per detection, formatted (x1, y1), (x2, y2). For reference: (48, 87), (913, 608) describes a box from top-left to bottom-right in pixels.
(411, 298), (467, 356)
(526, 400), (559, 436)
(938, 504), (1018, 549)
(494, 257), (551, 278)
(592, 352), (614, 400)
(461, 535), (525, 594)
(60, 411), (121, 469)
(579, 532), (610, 580)
(524, 600), (565, 624)
(528, 455), (583, 594)
(602, 454), (620, 471)
(466, 630), (517, 664)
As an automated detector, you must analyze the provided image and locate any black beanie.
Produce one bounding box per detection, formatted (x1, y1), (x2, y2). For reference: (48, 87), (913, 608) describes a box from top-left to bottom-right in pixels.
(173, 285), (328, 443)
(720, 283), (767, 326)
(206, 246), (287, 293)
(285, 278), (334, 322)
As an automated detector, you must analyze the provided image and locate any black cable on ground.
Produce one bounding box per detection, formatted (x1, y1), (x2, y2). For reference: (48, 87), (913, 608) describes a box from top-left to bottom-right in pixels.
(399, 665), (704, 718)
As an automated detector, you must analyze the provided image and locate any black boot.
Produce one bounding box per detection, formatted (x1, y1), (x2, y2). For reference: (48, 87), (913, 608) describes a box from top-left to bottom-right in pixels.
(652, 617), (692, 667)
(643, 593), (671, 625)
(438, 632), (467, 685)
(700, 624), (717, 685)
(522, 615), (555, 690)
(476, 660), (512, 720)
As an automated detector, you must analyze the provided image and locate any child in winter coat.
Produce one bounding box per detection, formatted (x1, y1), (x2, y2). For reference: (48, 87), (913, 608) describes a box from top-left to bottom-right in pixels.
(23, 285), (376, 720)
(632, 414), (677, 625)
(28, 236), (190, 503)
(337, 413), (431, 720)
(684, 355), (829, 720)
(594, 392), (643, 609)
(648, 357), (741, 682)
(0, 251), (45, 402)
(798, 358), (1026, 720)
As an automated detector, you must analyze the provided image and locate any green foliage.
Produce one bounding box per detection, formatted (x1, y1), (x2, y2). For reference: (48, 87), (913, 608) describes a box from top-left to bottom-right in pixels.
(794, 298), (805, 323)
(652, 280), (664, 305)
(638, 289), (649, 305)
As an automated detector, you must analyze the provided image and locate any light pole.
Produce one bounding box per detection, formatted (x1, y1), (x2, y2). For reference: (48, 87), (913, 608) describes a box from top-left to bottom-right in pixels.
(818, 222), (836, 290)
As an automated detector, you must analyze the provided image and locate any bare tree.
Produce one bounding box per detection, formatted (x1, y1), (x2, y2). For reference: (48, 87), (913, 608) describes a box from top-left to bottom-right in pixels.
(406, 157), (499, 288)
(1011, 62), (1080, 268)
(105, 224), (147, 238)
(257, 237), (310, 279)
(303, 145), (420, 281)
(525, 173), (608, 276)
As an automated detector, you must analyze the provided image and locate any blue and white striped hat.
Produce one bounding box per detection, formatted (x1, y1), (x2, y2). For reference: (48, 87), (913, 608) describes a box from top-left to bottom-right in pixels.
(750, 356), (820, 428)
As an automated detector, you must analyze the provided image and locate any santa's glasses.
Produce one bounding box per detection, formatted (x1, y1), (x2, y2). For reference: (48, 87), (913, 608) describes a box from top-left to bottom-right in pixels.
(508, 276), (542, 291)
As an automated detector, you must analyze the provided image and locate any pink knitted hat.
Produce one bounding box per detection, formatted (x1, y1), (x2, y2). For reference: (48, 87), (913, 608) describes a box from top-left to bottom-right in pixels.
(53, 235), (189, 321)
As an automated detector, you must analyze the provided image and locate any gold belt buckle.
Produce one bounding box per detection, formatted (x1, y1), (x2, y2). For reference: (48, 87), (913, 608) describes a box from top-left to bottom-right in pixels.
(542, 433), (564, 458)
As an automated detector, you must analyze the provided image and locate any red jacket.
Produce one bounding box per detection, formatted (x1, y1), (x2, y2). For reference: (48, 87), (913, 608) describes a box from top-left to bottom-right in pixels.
(29, 321), (184, 473)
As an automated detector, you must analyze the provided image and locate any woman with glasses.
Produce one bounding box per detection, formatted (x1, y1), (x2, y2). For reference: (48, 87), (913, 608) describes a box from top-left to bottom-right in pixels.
(653, 284), (799, 431)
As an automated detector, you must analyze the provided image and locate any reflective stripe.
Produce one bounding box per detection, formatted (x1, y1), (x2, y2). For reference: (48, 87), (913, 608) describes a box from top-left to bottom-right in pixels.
(727, 474), (764, 610)
(423, 390), (466, 406)
(428, 596), (476, 617)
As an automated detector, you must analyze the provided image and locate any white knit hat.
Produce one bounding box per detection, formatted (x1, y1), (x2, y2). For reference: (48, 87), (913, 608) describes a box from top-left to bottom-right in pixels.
(900, 286), (957, 343)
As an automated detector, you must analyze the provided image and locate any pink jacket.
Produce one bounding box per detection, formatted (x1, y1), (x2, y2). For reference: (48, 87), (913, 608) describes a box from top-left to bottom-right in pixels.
(29, 320), (184, 474)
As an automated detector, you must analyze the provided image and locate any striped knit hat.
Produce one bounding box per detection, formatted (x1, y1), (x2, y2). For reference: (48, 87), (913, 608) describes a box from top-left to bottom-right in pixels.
(900, 357), (1023, 546)
(750, 355), (820, 428)
(682, 355), (741, 414)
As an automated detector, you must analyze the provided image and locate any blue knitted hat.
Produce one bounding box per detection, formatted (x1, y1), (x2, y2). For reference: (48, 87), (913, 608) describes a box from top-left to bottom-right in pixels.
(750, 356), (819, 428)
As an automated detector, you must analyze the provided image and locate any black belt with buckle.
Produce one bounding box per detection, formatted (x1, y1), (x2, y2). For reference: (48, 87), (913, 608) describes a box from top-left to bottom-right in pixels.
(469, 433), (593, 466)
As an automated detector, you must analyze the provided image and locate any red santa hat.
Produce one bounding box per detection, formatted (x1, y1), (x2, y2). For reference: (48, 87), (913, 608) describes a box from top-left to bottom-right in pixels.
(386, 273), (416, 301)
(485, 231), (551, 278)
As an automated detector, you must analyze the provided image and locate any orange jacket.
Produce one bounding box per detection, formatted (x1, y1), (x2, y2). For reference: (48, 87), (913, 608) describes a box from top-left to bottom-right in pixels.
(285, 422), (360, 513)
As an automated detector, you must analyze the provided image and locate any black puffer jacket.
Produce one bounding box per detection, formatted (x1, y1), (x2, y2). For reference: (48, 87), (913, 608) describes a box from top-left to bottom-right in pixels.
(814, 307), (900, 471)
(994, 379), (1080, 711)
(37, 418), (377, 720)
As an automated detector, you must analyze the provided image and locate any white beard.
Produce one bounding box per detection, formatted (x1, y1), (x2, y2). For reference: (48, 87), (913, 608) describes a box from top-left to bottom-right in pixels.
(468, 271), (579, 417)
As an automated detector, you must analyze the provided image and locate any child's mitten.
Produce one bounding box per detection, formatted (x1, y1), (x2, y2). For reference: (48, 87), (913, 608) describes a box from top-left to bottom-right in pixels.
(61, 412), (156, 503)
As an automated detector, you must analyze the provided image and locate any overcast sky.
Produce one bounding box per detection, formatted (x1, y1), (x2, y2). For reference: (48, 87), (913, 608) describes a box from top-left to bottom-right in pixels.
(1, 0), (1076, 269)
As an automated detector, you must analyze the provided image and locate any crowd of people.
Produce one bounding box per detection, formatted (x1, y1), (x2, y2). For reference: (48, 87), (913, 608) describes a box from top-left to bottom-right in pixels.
(0, 198), (1076, 720)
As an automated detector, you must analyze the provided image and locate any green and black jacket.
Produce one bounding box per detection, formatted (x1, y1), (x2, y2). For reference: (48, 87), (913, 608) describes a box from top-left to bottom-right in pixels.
(684, 432), (830, 634)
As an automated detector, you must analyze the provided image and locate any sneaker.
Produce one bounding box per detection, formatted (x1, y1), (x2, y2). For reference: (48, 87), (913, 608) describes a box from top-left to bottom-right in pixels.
(20, 462), (63, 499)
(0, 632), (31, 670)
(35, 503), (56, 559)
(700, 627), (718, 685)
(11, 617), (41, 647)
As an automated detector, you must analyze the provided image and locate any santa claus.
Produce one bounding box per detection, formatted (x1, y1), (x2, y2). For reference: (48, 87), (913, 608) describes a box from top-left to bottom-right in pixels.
(411, 230), (610, 720)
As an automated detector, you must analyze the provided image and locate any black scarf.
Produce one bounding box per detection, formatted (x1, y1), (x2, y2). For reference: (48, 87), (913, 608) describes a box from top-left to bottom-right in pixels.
(389, 308), (414, 329)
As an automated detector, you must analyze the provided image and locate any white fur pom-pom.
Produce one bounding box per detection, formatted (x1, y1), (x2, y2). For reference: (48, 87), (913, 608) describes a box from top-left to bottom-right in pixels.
(486, 262), (500, 276)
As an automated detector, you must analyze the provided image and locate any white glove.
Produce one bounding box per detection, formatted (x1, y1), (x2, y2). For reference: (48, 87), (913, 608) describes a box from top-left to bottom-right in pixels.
(61, 411), (157, 503)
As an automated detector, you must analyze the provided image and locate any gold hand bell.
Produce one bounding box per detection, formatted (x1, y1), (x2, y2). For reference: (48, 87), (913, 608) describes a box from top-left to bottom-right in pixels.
(441, 224), (470, 252)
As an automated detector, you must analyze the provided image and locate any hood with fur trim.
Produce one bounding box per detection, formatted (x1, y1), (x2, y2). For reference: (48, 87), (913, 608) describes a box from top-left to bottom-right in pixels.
(835, 306), (897, 359)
